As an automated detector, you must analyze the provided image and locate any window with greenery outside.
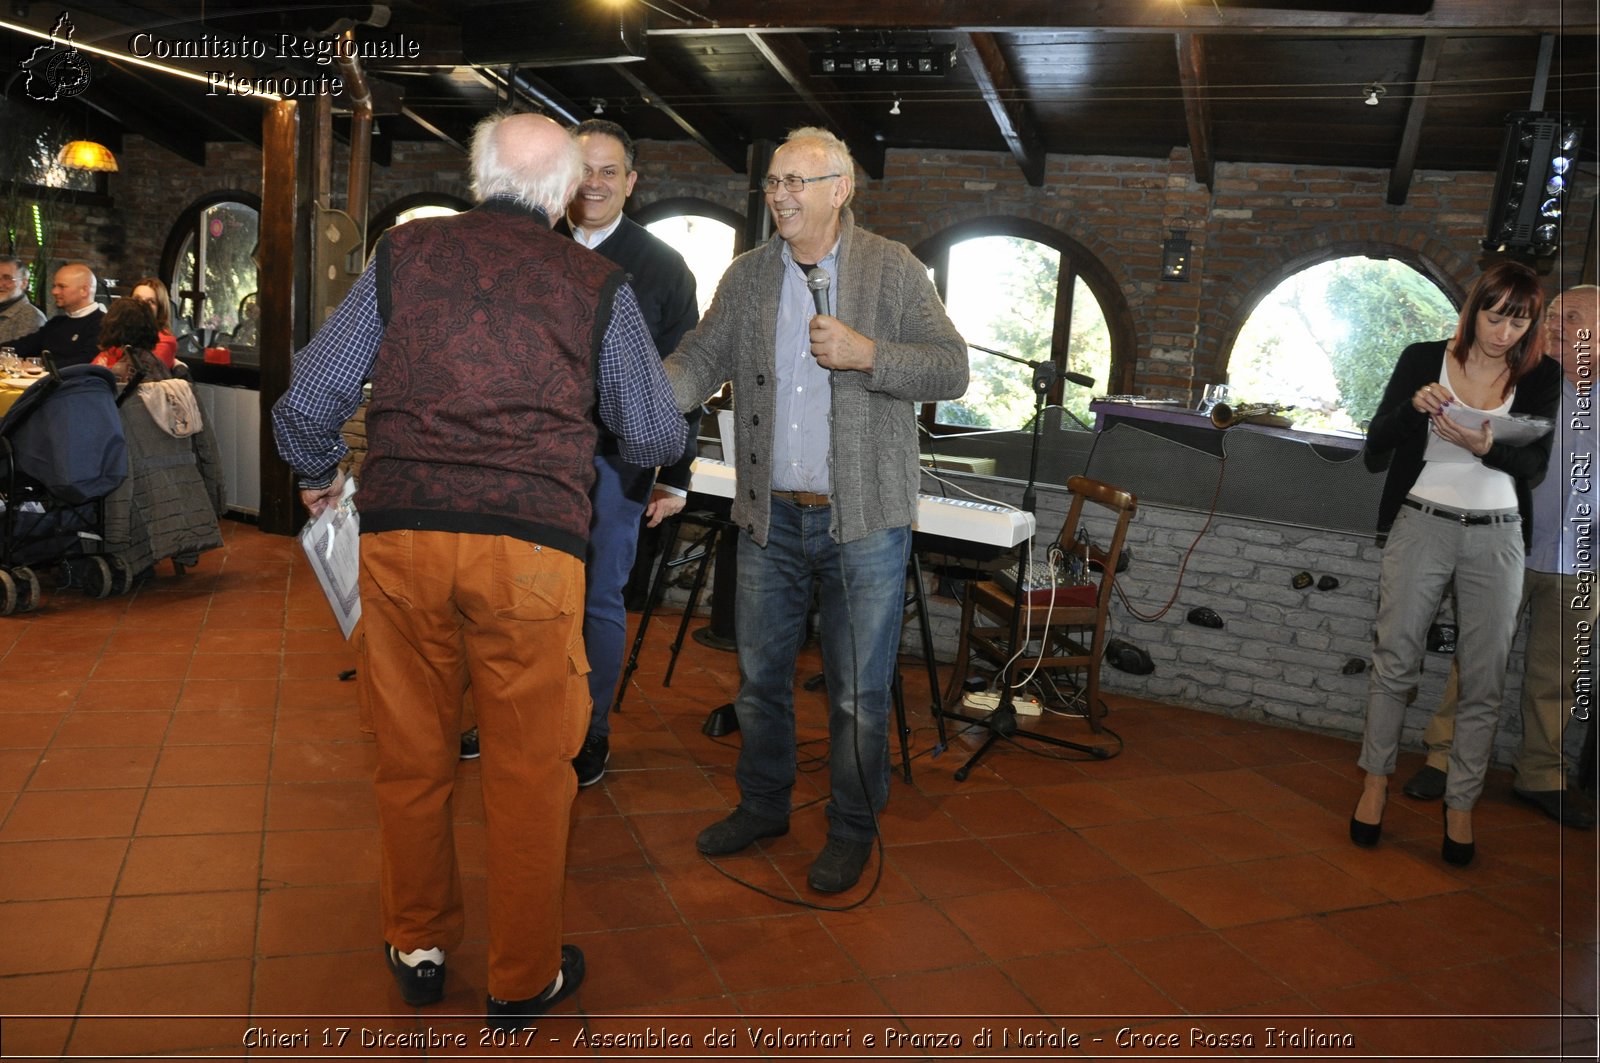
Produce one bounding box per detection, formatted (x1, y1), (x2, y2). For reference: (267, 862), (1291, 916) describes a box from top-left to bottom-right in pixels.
(1228, 256), (1456, 432)
(171, 200), (260, 343)
(935, 234), (1110, 432)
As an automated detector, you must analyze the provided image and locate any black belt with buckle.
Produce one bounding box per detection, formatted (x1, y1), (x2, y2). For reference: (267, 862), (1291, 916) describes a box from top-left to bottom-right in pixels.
(1402, 498), (1520, 526)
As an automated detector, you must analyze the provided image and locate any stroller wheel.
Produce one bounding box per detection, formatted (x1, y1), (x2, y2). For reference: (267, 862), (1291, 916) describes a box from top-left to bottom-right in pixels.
(83, 556), (115, 599)
(108, 556), (136, 596)
(14, 567), (40, 612)
(0, 570), (16, 617)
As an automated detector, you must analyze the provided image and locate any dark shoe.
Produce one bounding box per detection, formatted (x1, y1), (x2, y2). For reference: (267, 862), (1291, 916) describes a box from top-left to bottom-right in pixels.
(486, 945), (584, 1032)
(1348, 791), (1385, 849)
(573, 733), (609, 788)
(695, 808), (788, 856)
(807, 836), (874, 893)
(1513, 787), (1596, 829)
(385, 943), (445, 1006)
(1402, 764), (1446, 801)
(1442, 807), (1475, 868)
(459, 728), (480, 760)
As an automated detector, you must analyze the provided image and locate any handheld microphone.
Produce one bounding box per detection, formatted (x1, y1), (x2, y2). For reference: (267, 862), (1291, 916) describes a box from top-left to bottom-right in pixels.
(805, 266), (831, 317)
(1063, 371), (1096, 389)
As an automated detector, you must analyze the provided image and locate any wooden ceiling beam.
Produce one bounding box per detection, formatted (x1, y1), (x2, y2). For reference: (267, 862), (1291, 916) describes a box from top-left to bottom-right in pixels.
(744, 31), (885, 180)
(648, 0), (1591, 35)
(398, 106), (467, 154)
(1174, 33), (1214, 189)
(608, 61), (749, 174)
(1386, 35), (1444, 205)
(76, 85), (207, 167)
(955, 32), (1045, 187)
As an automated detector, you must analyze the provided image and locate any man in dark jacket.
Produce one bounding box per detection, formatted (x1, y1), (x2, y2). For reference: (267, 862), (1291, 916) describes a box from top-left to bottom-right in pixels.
(556, 118), (701, 786)
(273, 112), (685, 1032)
(11, 262), (103, 365)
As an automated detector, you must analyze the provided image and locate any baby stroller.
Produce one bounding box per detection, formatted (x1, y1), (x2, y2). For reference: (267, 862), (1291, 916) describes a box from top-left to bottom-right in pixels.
(0, 363), (136, 614)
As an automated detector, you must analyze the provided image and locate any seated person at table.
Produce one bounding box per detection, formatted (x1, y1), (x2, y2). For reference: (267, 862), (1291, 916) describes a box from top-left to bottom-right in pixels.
(10, 262), (105, 367)
(128, 277), (179, 368)
(0, 256), (46, 346)
(93, 297), (164, 382)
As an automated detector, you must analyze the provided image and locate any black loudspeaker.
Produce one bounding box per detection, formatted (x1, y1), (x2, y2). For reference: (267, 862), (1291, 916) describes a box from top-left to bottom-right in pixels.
(1482, 112), (1584, 257)
(461, 0), (646, 67)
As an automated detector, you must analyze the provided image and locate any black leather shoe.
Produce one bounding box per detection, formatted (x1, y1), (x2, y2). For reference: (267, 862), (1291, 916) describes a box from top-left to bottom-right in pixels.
(385, 943), (445, 1006)
(1402, 764), (1446, 801)
(1441, 807), (1475, 868)
(696, 808), (788, 856)
(1513, 787), (1596, 829)
(1349, 792), (1385, 849)
(487, 945), (584, 1032)
(807, 837), (874, 893)
(1348, 814), (1382, 848)
(459, 728), (480, 760)
(573, 733), (609, 788)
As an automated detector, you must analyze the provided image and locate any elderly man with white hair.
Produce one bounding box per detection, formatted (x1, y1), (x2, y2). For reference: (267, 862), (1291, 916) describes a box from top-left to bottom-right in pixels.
(273, 111), (685, 1030)
(664, 127), (968, 893)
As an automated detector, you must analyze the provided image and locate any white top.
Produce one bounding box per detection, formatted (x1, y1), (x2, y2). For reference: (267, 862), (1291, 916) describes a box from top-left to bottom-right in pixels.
(1412, 353), (1517, 511)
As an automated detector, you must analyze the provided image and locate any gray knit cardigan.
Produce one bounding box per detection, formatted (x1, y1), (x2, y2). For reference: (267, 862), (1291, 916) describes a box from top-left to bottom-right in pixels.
(665, 209), (969, 546)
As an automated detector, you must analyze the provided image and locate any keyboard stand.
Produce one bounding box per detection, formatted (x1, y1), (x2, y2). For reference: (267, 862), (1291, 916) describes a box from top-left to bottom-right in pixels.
(616, 507), (729, 712)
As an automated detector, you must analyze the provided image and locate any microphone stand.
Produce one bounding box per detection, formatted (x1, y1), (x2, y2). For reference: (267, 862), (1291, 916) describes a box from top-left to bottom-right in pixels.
(948, 344), (1109, 781)
(967, 342), (1094, 431)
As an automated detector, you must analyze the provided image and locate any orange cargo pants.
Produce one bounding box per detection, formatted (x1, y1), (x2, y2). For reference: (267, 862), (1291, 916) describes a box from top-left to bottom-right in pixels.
(357, 529), (590, 1001)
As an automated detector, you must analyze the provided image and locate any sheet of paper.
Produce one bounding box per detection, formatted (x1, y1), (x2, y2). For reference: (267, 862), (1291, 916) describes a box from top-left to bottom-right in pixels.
(299, 476), (361, 639)
(1441, 403), (1554, 447)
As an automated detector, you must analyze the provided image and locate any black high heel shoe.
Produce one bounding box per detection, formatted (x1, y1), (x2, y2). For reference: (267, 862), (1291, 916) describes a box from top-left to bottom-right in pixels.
(1349, 792), (1385, 848)
(1441, 806), (1475, 867)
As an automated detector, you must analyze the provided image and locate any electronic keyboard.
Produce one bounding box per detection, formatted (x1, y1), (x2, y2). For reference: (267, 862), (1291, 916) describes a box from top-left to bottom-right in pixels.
(688, 458), (1035, 548)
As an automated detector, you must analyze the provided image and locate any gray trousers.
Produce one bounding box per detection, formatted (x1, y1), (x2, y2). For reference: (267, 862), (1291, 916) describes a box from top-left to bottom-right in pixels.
(1360, 504), (1525, 809)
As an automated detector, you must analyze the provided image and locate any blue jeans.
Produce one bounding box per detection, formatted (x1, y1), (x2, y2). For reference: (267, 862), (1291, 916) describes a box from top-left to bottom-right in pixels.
(732, 500), (911, 842)
(584, 453), (656, 738)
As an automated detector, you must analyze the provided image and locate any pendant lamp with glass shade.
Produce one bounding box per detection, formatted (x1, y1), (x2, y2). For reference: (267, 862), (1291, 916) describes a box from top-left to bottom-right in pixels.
(57, 139), (119, 173)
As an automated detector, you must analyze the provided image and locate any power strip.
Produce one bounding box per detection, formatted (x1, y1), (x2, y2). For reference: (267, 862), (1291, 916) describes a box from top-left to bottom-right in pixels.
(962, 691), (1042, 716)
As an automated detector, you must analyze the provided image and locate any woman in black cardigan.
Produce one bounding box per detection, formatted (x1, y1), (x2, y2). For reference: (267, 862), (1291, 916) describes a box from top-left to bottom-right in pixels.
(1352, 261), (1560, 868)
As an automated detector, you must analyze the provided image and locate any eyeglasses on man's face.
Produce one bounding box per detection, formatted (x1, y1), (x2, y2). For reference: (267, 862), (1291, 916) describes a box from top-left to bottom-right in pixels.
(762, 173), (841, 194)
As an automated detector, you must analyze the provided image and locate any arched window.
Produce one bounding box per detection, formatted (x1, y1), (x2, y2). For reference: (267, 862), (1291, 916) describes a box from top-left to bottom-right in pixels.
(1227, 255), (1457, 432)
(368, 192), (471, 252)
(916, 219), (1130, 433)
(633, 198), (742, 319)
(161, 192), (260, 347)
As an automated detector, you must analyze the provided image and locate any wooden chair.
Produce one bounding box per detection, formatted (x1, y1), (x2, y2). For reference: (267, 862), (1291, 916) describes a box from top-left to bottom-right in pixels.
(943, 476), (1138, 733)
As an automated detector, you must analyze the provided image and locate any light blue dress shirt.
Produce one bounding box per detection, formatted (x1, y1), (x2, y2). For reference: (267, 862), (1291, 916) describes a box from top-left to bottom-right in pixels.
(771, 240), (838, 493)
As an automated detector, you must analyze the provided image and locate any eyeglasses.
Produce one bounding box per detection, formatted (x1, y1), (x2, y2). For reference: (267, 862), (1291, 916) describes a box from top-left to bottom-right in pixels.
(762, 173), (840, 194)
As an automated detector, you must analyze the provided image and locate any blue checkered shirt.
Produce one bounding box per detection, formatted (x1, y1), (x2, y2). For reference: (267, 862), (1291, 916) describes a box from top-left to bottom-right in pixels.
(272, 251), (685, 488)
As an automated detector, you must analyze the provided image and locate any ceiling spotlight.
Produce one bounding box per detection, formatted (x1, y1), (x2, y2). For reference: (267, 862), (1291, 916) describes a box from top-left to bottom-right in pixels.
(1362, 83), (1386, 107)
(591, 97), (605, 115)
(889, 96), (901, 116)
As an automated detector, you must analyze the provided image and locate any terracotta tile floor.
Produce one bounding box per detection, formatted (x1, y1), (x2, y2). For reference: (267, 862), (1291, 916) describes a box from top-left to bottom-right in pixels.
(1, 520), (1597, 1059)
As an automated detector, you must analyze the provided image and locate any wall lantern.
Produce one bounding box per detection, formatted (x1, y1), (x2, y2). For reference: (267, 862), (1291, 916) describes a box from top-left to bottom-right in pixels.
(1161, 230), (1191, 282)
